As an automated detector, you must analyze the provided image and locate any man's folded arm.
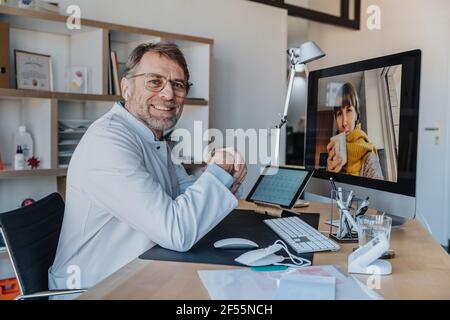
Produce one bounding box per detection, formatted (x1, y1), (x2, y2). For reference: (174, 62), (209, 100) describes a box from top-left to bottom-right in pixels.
(174, 162), (234, 194)
(84, 128), (238, 252)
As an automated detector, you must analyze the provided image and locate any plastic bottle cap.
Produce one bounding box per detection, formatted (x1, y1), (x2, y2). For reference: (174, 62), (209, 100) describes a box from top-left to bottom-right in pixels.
(19, 126), (27, 134)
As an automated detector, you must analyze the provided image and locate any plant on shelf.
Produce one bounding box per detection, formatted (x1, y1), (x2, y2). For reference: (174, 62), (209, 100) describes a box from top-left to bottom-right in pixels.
(27, 156), (40, 169)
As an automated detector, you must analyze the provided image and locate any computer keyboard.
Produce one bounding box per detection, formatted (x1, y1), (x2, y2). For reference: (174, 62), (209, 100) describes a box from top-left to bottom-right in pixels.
(264, 216), (340, 254)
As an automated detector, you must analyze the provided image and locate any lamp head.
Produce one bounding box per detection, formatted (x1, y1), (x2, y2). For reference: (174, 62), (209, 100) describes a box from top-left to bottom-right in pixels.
(288, 41), (326, 66)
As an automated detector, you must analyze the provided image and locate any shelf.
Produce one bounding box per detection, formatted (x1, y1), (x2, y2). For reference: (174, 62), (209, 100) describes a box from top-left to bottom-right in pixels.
(0, 5), (214, 44)
(0, 167), (67, 180)
(0, 88), (209, 105)
(0, 164), (206, 178)
(184, 99), (208, 106)
(0, 88), (119, 102)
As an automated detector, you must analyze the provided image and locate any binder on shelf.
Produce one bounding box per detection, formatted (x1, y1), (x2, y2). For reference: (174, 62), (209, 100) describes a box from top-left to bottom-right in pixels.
(33, 0), (60, 13)
(0, 22), (10, 88)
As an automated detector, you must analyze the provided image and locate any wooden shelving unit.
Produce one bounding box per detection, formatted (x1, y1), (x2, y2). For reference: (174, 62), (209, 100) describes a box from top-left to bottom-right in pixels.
(0, 167), (67, 180)
(0, 5), (213, 211)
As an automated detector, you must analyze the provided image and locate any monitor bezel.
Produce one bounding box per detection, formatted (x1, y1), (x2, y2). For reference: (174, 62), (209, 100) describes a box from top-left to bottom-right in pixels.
(305, 49), (421, 197)
(246, 166), (314, 209)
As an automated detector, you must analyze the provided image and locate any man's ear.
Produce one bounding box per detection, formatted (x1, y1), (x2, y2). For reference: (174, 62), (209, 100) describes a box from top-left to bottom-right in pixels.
(120, 78), (129, 101)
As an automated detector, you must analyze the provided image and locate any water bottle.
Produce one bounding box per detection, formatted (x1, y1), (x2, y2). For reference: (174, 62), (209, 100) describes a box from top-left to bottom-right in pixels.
(13, 125), (34, 163)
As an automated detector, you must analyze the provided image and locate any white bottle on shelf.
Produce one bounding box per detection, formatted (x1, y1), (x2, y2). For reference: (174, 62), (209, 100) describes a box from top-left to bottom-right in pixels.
(13, 125), (34, 163)
(14, 145), (25, 171)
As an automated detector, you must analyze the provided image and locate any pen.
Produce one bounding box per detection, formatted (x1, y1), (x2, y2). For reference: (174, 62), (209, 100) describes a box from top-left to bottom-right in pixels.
(342, 208), (359, 232)
(356, 197), (370, 217)
(330, 178), (338, 192)
(345, 219), (353, 239)
(346, 190), (354, 209)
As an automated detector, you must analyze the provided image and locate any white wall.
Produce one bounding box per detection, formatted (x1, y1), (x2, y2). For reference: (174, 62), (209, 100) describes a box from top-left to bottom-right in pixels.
(57, 0), (287, 194)
(446, 21), (450, 249)
(291, 0), (450, 244)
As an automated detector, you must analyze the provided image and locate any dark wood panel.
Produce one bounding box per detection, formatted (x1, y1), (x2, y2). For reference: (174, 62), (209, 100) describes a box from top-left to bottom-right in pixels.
(247, 0), (361, 30)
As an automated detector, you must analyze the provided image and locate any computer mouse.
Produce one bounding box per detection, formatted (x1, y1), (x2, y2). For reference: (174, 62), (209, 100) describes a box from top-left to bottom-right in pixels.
(214, 238), (259, 250)
(235, 243), (285, 266)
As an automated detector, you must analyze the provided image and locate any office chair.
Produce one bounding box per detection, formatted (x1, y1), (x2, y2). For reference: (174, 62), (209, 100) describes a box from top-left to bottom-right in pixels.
(0, 193), (86, 300)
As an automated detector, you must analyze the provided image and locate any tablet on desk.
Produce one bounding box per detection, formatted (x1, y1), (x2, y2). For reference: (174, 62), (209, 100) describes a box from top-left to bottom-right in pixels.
(246, 166), (314, 209)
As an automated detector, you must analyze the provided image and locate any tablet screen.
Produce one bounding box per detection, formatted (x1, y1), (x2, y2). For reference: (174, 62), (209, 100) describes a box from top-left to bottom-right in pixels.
(247, 167), (313, 208)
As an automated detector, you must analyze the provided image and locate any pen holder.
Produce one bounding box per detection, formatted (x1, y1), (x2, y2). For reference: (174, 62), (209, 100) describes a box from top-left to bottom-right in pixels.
(329, 188), (363, 243)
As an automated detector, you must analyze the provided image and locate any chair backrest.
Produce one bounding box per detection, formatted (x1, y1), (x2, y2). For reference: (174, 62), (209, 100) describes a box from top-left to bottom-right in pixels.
(0, 193), (64, 295)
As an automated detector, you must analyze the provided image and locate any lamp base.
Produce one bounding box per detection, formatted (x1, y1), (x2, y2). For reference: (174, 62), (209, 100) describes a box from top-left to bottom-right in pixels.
(294, 200), (310, 208)
(348, 259), (392, 275)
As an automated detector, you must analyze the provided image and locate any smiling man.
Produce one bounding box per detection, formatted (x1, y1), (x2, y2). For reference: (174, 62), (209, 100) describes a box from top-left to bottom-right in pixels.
(48, 42), (247, 291)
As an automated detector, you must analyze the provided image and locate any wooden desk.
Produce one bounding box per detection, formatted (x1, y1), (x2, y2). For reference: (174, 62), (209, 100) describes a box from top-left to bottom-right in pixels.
(79, 201), (450, 300)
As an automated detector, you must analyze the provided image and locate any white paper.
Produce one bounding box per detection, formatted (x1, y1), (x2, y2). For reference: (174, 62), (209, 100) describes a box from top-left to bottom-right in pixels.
(274, 275), (336, 300)
(198, 265), (383, 300)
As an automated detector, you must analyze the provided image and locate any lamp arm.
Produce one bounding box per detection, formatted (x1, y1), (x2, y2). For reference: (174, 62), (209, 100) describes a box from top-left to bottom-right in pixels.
(272, 65), (299, 166)
(276, 65), (297, 130)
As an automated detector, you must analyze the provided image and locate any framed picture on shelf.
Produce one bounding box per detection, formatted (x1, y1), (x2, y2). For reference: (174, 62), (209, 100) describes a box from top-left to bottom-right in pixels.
(15, 49), (53, 91)
(66, 66), (89, 93)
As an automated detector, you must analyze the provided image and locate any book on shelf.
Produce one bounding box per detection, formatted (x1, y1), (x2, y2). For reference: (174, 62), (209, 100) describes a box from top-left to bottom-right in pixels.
(108, 52), (113, 95)
(110, 51), (121, 96)
(118, 62), (126, 80)
(107, 33), (113, 95)
(0, 21), (9, 88)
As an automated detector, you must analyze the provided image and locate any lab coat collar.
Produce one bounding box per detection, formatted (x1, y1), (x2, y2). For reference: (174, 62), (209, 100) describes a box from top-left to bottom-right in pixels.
(112, 102), (164, 144)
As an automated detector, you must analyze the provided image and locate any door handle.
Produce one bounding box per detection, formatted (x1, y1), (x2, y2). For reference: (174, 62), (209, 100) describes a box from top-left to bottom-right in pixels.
(424, 123), (441, 145)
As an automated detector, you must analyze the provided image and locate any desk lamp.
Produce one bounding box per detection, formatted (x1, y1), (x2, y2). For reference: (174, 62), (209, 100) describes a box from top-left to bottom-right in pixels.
(272, 41), (326, 166)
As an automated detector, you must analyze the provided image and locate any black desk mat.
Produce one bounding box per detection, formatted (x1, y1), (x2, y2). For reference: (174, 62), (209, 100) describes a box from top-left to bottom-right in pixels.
(139, 210), (320, 267)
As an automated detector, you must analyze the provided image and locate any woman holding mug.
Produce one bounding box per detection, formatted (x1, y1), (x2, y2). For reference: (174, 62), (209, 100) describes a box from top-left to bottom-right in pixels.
(326, 82), (384, 180)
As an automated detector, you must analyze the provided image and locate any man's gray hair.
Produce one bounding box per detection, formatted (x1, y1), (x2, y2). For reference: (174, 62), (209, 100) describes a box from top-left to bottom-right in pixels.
(123, 42), (190, 81)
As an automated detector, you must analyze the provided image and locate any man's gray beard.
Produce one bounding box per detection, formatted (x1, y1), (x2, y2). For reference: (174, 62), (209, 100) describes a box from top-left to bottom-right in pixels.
(130, 99), (183, 133)
(143, 115), (179, 132)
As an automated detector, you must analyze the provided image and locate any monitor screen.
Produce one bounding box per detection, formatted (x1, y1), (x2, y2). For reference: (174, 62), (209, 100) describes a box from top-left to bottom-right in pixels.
(246, 167), (313, 208)
(305, 50), (421, 197)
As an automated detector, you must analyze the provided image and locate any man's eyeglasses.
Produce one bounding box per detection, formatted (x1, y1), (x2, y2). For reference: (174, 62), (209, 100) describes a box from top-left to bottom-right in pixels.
(127, 73), (192, 98)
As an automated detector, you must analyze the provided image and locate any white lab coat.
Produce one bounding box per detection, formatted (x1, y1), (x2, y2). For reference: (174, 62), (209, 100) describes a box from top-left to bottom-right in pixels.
(48, 103), (238, 290)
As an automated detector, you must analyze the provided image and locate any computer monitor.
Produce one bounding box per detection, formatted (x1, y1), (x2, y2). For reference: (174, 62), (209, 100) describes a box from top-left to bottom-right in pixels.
(305, 50), (421, 220)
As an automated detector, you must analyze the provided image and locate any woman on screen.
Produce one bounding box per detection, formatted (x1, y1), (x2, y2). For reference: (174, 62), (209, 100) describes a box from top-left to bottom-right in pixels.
(326, 82), (384, 180)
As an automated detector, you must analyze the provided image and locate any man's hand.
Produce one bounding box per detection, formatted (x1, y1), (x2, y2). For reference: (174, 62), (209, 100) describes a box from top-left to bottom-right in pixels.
(326, 140), (344, 173)
(205, 149), (235, 174)
(206, 148), (247, 194)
